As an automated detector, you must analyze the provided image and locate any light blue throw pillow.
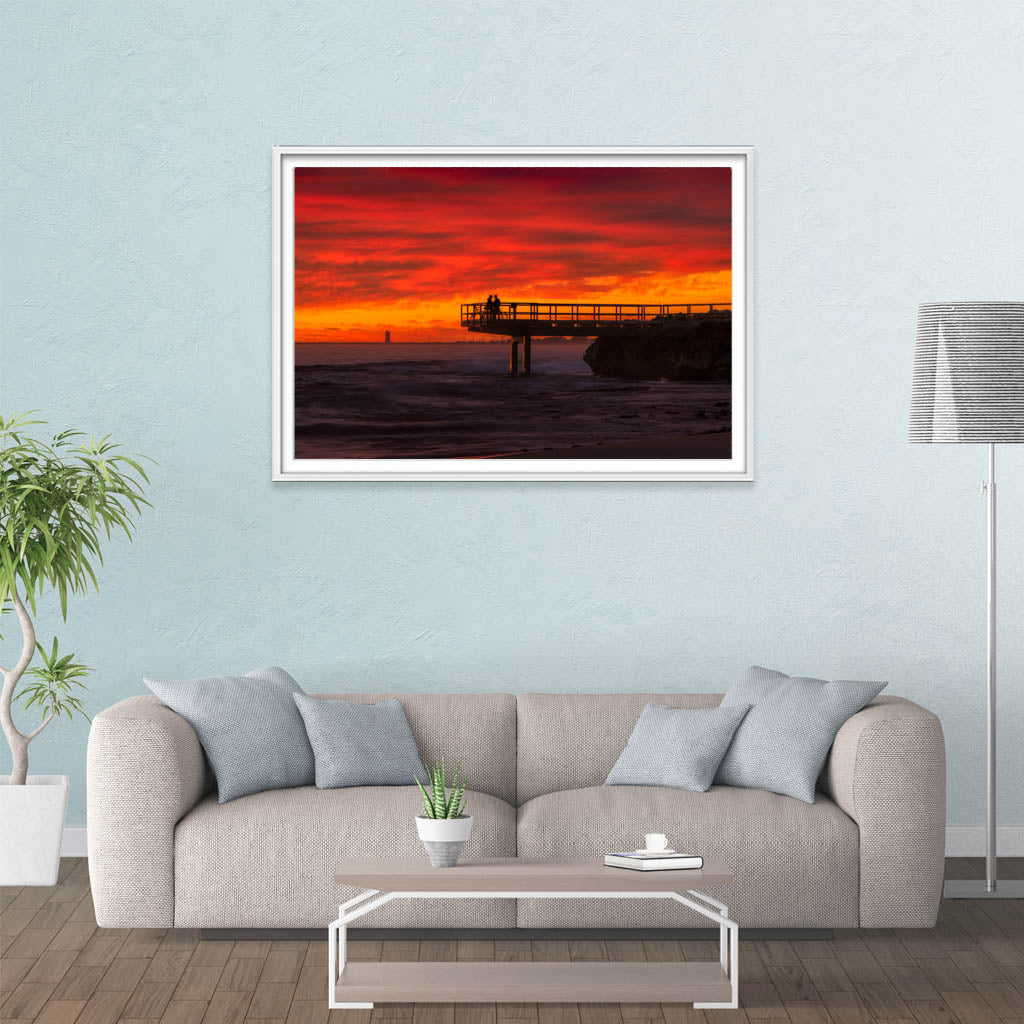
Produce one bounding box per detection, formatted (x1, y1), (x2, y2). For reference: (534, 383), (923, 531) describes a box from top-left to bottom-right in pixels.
(293, 695), (427, 789)
(715, 665), (887, 803)
(144, 666), (314, 803)
(605, 702), (752, 792)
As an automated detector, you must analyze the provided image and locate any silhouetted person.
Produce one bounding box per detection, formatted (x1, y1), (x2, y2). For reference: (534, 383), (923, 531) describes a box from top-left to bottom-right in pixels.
(484, 295), (493, 319)
(493, 294), (501, 318)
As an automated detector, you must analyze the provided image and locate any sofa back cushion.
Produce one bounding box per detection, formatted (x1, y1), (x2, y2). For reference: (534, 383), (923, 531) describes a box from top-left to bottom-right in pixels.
(517, 692), (723, 804)
(311, 693), (517, 805)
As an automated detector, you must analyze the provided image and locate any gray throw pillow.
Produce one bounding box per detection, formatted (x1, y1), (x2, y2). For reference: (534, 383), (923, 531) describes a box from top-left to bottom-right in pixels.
(715, 665), (887, 803)
(292, 695), (427, 789)
(144, 666), (314, 804)
(605, 703), (752, 792)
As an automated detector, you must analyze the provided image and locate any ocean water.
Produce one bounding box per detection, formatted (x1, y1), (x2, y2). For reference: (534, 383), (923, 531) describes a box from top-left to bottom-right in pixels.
(293, 342), (730, 459)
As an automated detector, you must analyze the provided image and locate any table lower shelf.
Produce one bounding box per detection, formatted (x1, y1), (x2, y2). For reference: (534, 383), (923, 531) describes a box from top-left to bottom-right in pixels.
(334, 960), (731, 1004)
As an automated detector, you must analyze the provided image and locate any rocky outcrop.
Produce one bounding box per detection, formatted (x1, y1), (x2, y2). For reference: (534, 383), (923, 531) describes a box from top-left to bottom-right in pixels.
(583, 313), (731, 381)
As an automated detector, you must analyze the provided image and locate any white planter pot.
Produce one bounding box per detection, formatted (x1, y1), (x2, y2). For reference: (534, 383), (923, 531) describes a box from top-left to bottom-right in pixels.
(0, 775), (69, 886)
(415, 815), (473, 867)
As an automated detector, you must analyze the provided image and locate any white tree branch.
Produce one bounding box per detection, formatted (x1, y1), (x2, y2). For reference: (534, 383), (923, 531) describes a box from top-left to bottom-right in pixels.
(10, 586), (36, 680)
(25, 711), (53, 742)
(1, 580), (36, 762)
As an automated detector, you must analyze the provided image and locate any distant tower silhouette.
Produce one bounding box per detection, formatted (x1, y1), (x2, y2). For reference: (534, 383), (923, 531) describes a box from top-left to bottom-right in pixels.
(385, 330), (391, 343)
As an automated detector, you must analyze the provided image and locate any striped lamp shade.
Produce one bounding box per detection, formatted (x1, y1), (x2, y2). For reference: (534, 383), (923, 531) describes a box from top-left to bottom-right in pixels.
(909, 302), (1024, 442)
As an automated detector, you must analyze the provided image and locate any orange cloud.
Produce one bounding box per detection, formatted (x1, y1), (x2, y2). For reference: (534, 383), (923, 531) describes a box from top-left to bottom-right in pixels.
(293, 166), (732, 342)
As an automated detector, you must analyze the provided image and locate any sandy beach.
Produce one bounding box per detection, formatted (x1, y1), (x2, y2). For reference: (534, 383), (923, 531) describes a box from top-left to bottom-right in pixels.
(493, 430), (731, 460)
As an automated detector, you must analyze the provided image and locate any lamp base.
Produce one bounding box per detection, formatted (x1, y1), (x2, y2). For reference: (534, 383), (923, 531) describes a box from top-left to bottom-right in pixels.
(943, 879), (1024, 899)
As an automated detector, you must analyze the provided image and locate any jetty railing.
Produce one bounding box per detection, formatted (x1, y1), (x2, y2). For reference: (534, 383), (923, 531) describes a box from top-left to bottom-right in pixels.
(460, 301), (730, 326)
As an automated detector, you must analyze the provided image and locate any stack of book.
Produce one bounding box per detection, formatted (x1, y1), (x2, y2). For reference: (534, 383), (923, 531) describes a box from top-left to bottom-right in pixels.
(604, 851), (704, 871)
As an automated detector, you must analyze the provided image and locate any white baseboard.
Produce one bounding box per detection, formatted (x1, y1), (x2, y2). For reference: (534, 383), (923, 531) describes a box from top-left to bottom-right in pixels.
(61, 827), (88, 857)
(62, 825), (1024, 859)
(944, 826), (1024, 856)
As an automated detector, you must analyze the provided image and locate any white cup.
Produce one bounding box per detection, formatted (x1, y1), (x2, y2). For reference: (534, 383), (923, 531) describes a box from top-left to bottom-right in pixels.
(645, 833), (669, 852)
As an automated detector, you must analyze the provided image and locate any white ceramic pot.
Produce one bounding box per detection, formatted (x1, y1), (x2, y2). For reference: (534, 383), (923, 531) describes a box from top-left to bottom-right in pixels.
(415, 814), (473, 867)
(0, 775), (69, 886)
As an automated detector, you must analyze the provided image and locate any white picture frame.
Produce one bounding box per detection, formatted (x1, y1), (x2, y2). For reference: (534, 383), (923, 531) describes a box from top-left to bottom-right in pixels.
(272, 147), (753, 481)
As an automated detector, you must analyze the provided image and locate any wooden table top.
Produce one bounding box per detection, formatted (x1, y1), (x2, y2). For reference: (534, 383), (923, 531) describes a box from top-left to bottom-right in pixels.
(334, 856), (733, 891)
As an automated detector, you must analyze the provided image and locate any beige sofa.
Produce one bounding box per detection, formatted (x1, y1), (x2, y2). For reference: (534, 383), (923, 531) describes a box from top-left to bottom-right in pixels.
(87, 691), (945, 931)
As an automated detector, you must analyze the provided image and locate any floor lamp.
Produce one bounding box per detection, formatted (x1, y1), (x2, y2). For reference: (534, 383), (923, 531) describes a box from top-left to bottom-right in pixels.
(910, 301), (1024, 898)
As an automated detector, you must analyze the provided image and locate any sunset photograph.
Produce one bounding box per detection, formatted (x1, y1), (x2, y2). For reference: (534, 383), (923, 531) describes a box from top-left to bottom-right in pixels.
(285, 157), (746, 470)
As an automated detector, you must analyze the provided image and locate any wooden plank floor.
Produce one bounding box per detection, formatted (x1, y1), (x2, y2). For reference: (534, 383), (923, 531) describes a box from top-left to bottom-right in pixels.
(3, 858), (1024, 1024)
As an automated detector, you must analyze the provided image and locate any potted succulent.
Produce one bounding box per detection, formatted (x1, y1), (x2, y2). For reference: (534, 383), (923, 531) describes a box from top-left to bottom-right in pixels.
(414, 760), (472, 867)
(1, 413), (150, 885)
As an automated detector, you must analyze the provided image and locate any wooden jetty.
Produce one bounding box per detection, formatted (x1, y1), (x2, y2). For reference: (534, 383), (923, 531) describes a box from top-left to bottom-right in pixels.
(460, 301), (731, 376)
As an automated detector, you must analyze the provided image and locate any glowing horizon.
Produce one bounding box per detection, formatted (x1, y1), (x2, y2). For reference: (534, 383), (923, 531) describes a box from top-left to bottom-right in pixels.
(293, 166), (732, 343)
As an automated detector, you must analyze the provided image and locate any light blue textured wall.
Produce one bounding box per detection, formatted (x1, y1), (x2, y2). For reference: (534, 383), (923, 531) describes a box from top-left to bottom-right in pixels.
(2, 1), (1023, 832)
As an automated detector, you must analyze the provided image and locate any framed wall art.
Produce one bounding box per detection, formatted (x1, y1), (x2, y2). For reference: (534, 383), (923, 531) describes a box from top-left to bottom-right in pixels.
(272, 147), (752, 481)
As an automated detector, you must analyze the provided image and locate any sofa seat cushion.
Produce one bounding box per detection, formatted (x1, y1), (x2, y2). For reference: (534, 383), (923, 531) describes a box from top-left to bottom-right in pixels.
(517, 784), (859, 929)
(174, 786), (516, 928)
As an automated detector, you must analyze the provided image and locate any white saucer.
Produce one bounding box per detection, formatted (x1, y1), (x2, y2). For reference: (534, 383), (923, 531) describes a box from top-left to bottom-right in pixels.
(635, 849), (676, 854)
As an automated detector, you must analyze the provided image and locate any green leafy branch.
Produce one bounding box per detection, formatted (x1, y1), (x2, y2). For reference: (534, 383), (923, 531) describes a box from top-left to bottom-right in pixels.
(0, 411), (153, 620)
(1, 411), (152, 783)
(414, 759), (470, 819)
(15, 637), (92, 726)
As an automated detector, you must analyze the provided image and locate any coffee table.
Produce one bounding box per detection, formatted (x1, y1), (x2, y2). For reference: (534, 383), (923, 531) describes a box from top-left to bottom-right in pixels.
(330, 857), (738, 1008)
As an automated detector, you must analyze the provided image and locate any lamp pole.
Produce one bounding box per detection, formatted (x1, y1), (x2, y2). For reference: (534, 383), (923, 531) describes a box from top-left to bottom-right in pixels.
(986, 442), (996, 892)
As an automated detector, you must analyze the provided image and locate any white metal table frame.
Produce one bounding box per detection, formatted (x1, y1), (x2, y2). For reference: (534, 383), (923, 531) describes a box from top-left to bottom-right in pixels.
(328, 887), (739, 1009)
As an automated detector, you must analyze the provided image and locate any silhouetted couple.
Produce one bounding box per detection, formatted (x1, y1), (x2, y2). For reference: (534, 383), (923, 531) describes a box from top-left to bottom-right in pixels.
(485, 294), (502, 319)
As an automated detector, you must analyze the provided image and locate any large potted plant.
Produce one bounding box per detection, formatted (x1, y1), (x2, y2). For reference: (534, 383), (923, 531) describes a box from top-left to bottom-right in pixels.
(1, 413), (150, 885)
(414, 760), (472, 867)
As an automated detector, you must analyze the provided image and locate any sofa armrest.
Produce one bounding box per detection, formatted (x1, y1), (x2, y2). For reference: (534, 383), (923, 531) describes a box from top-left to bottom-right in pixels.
(87, 695), (209, 927)
(824, 696), (946, 927)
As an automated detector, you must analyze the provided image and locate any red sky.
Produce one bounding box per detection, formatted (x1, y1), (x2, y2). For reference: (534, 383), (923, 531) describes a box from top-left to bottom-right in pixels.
(293, 165), (732, 343)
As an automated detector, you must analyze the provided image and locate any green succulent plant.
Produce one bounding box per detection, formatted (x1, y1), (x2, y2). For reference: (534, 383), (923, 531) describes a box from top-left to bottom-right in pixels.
(414, 759), (469, 819)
